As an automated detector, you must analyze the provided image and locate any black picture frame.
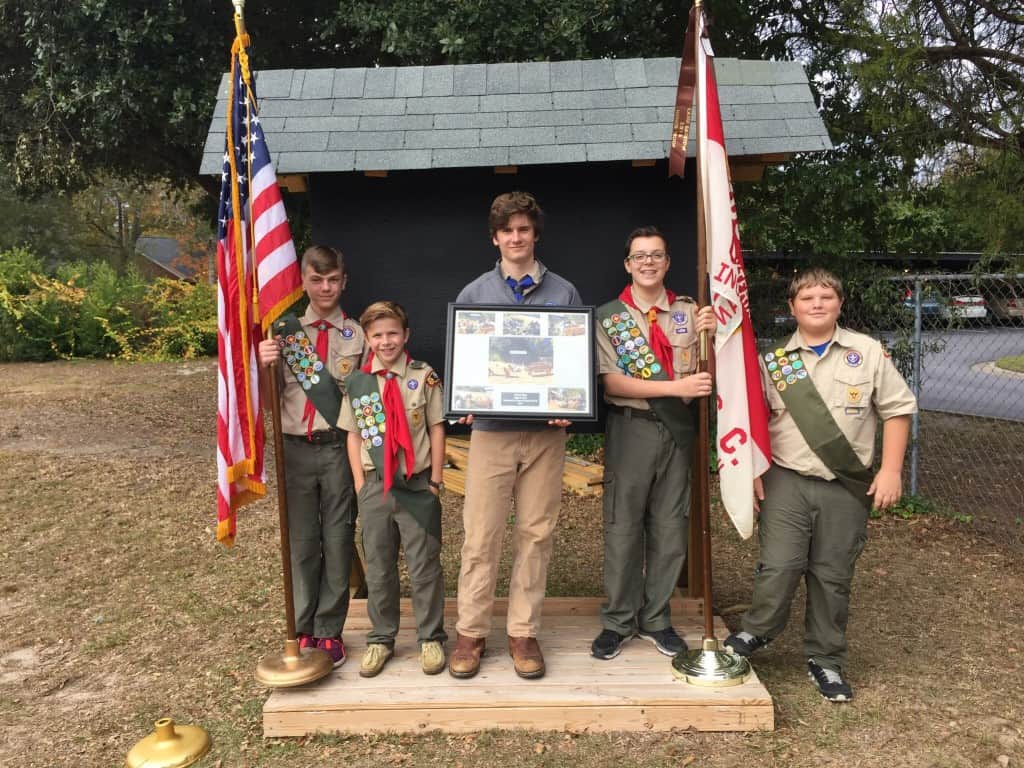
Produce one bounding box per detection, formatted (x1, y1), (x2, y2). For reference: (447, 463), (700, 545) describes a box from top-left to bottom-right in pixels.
(443, 303), (597, 421)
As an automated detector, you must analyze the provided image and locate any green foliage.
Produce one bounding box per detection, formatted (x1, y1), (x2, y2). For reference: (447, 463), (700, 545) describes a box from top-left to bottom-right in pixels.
(871, 493), (972, 524)
(566, 433), (604, 462)
(0, 247), (216, 361)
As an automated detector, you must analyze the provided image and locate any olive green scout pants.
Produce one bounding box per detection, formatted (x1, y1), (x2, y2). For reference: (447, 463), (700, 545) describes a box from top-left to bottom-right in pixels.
(741, 464), (870, 671)
(283, 433), (357, 639)
(601, 407), (691, 636)
(358, 470), (447, 647)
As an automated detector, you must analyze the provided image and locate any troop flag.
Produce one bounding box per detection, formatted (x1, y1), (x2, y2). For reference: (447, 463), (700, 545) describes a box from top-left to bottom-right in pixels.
(216, 27), (303, 545)
(673, 6), (772, 538)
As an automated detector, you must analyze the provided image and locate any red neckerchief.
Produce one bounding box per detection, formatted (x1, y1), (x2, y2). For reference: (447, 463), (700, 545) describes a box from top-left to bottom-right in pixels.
(619, 285), (676, 380)
(303, 317), (334, 438)
(362, 350), (415, 493)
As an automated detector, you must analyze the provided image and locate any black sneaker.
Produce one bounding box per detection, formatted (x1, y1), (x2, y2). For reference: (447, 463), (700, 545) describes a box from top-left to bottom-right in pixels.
(807, 658), (853, 702)
(637, 626), (687, 657)
(724, 631), (770, 657)
(590, 629), (632, 660)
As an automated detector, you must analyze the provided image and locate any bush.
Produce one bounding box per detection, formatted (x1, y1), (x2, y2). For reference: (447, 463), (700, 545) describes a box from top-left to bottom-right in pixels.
(0, 246), (216, 361)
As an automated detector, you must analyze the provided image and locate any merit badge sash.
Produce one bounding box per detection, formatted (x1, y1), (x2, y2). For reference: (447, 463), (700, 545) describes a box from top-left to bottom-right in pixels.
(273, 313), (342, 426)
(346, 369), (441, 539)
(764, 347), (873, 507)
(597, 300), (694, 454)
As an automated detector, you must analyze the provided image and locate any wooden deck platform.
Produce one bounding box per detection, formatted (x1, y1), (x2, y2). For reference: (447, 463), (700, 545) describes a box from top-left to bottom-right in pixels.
(263, 597), (774, 736)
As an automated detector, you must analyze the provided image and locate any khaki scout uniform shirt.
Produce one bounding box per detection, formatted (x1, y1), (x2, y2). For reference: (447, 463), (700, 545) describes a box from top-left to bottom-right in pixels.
(279, 306), (364, 436)
(763, 325), (917, 480)
(596, 289), (699, 410)
(338, 356), (445, 475)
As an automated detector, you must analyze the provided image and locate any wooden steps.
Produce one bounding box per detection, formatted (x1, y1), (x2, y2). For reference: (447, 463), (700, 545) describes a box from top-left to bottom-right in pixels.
(262, 597), (774, 736)
(443, 437), (604, 497)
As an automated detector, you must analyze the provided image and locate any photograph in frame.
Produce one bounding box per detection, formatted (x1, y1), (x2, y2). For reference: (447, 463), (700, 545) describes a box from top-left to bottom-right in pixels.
(443, 304), (597, 421)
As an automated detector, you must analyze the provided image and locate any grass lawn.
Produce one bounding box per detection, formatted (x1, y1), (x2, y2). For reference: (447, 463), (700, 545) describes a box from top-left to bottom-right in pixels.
(996, 354), (1024, 373)
(1, 360), (1022, 767)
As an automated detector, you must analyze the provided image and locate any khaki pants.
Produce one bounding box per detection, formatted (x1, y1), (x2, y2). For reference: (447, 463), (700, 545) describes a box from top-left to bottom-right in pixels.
(455, 428), (567, 638)
(741, 464), (869, 671)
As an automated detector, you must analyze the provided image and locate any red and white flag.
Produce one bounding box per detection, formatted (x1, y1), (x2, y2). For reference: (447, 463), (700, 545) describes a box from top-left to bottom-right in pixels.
(216, 32), (303, 545)
(696, 11), (772, 539)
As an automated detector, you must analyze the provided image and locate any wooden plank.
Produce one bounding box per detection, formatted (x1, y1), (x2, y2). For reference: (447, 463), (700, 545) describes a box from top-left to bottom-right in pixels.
(340, 596), (705, 621)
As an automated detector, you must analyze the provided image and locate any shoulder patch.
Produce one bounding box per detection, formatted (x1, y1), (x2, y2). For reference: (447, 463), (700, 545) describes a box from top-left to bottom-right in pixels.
(673, 294), (696, 305)
(409, 360), (426, 369)
(425, 370), (441, 388)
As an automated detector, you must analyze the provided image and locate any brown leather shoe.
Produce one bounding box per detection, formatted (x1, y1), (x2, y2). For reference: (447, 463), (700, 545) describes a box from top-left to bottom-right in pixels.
(449, 633), (485, 679)
(508, 636), (546, 679)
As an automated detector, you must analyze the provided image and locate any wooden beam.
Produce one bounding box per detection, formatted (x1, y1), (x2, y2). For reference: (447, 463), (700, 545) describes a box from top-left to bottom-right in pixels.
(278, 174), (308, 193)
(364, 170), (388, 178)
(631, 159), (657, 167)
(730, 164), (766, 182)
(494, 165), (518, 175)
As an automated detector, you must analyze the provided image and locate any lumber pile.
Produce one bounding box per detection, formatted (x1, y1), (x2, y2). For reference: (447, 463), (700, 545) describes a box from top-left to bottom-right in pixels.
(443, 437), (604, 497)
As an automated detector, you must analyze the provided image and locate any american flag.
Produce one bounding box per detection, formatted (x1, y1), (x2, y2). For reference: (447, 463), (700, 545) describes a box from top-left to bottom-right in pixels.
(216, 34), (303, 545)
(693, 8), (772, 539)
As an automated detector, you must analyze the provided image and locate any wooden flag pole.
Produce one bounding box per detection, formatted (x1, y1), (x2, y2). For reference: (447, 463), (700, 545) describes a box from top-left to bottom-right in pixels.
(671, 0), (752, 685)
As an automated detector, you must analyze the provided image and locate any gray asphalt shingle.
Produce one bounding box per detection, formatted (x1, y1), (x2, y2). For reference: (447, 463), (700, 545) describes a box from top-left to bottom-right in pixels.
(199, 57), (831, 175)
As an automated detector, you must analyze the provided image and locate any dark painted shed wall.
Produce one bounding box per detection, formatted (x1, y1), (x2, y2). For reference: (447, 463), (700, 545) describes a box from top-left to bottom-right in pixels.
(312, 160), (698, 384)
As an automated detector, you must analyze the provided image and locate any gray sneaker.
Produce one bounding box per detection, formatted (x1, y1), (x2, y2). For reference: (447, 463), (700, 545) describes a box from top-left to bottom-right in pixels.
(637, 626), (687, 657)
(807, 658), (853, 702)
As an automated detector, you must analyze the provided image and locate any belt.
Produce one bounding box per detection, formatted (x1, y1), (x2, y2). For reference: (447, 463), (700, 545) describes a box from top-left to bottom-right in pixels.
(285, 429), (345, 444)
(608, 405), (659, 421)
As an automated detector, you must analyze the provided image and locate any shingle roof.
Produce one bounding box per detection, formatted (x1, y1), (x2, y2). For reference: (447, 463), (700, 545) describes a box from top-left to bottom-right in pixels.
(199, 57), (831, 175)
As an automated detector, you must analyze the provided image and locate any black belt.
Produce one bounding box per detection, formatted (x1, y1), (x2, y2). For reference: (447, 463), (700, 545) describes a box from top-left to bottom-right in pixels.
(608, 405), (659, 421)
(285, 429), (345, 444)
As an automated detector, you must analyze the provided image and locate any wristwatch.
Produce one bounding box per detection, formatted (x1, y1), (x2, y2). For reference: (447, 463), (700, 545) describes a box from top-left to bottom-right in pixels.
(428, 479), (444, 491)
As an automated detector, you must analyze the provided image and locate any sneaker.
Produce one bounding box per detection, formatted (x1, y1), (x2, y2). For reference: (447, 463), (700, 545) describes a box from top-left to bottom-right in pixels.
(297, 633), (316, 651)
(637, 626), (687, 657)
(359, 643), (394, 678)
(590, 629), (632, 660)
(724, 631), (770, 657)
(420, 640), (446, 675)
(807, 658), (854, 702)
(318, 636), (346, 668)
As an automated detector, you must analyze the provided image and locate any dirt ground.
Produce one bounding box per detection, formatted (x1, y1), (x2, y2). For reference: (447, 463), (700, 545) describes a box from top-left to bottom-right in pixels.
(1, 360), (1022, 768)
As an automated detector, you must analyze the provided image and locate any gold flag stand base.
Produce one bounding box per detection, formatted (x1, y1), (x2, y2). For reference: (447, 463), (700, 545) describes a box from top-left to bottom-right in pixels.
(671, 637), (751, 687)
(125, 718), (211, 768)
(255, 638), (333, 688)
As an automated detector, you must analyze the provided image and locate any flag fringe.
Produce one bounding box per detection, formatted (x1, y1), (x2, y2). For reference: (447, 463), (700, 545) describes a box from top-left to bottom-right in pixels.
(261, 285), (305, 332)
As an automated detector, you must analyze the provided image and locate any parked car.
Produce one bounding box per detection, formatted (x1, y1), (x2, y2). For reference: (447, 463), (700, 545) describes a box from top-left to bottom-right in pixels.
(945, 294), (987, 321)
(989, 291), (1024, 323)
(902, 290), (945, 322)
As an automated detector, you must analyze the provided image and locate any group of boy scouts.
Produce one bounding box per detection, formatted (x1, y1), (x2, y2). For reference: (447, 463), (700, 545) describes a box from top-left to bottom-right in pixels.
(257, 190), (916, 703)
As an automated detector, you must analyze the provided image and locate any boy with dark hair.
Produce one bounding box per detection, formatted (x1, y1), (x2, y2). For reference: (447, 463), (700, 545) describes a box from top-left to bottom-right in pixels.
(450, 191), (582, 680)
(591, 226), (716, 661)
(725, 267), (916, 702)
(257, 244), (364, 668)
(339, 301), (448, 677)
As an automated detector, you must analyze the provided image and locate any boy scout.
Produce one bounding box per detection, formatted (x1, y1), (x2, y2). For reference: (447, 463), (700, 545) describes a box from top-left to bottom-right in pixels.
(339, 301), (448, 677)
(257, 245), (364, 668)
(591, 226), (716, 661)
(725, 268), (916, 702)
(450, 191), (582, 680)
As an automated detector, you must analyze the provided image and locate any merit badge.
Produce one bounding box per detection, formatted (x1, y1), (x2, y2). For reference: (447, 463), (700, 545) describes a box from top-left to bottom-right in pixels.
(797, 369), (808, 379)
(370, 392), (380, 402)
(672, 312), (686, 324)
(375, 413), (385, 424)
(629, 327), (641, 338)
(379, 422), (386, 433)
(845, 350), (863, 367)
(776, 381), (786, 391)
(627, 363), (637, 374)
(360, 428), (369, 439)
(371, 435), (383, 447)
(313, 361), (323, 372)
(792, 360), (803, 370)
(342, 327), (354, 338)
(635, 336), (647, 347)
(771, 370), (782, 381)
(360, 395), (370, 405)
(764, 352), (775, 363)
(847, 387), (862, 404)
(774, 347), (785, 357)
(372, 403), (382, 413)
(310, 374), (320, 385)
(369, 425), (379, 436)
(602, 318), (612, 328)
(407, 379), (418, 390)
(641, 367), (652, 379)
(302, 380), (312, 390)
(616, 345), (626, 355)
(644, 353), (655, 365)
(612, 313), (621, 323)
(767, 362), (778, 372)
(777, 357), (789, 367)
(786, 374), (797, 384)
(781, 365), (793, 376)
(363, 405), (373, 416)
(650, 363), (662, 374)
(625, 340), (635, 351)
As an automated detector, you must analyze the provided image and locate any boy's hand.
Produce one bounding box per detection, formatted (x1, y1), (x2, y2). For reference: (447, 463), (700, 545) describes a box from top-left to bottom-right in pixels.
(676, 371), (713, 399)
(753, 475), (765, 516)
(695, 306), (717, 335)
(457, 414), (474, 425)
(547, 419), (571, 427)
(257, 338), (281, 368)
(868, 468), (902, 511)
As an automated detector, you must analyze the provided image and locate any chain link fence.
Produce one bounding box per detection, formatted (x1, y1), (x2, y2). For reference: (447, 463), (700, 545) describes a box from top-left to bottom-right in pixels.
(747, 269), (1024, 548)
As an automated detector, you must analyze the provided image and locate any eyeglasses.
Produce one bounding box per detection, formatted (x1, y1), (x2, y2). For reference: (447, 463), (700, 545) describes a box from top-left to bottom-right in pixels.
(627, 251), (668, 264)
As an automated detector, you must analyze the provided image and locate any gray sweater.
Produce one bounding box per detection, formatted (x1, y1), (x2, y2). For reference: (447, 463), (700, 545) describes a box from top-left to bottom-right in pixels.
(456, 259), (584, 431)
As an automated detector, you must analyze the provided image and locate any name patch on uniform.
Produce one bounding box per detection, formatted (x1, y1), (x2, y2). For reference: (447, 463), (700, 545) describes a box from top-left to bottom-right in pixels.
(845, 350), (862, 367)
(674, 326), (688, 334)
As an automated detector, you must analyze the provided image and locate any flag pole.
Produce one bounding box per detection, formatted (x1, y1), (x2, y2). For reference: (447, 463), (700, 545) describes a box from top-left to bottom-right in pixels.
(671, 0), (751, 686)
(231, 0), (331, 688)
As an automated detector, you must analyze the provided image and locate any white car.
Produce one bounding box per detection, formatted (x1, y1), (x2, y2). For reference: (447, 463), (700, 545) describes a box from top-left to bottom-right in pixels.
(944, 294), (987, 320)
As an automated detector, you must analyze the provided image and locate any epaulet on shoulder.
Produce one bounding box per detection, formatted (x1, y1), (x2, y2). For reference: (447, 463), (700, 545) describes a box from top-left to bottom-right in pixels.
(672, 294), (696, 305)
(409, 360), (427, 370)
